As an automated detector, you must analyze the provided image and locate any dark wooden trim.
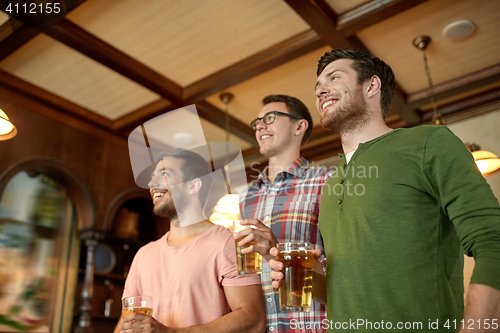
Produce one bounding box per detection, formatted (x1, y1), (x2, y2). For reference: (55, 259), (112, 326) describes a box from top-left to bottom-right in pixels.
(407, 64), (500, 110)
(184, 30), (326, 101)
(420, 87), (500, 122)
(0, 69), (113, 128)
(0, 85), (128, 148)
(284, 0), (357, 49)
(337, 0), (429, 37)
(0, 18), (20, 41)
(0, 0), (88, 60)
(39, 18), (185, 104)
(196, 101), (258, 147)
(112, 99), (175, 131)
(0, 22), (39, 61)
(437, 99), (500, 125)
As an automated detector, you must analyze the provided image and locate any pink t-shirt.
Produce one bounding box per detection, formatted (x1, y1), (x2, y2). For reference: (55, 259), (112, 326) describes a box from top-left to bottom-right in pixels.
(122, 224), (261, 328)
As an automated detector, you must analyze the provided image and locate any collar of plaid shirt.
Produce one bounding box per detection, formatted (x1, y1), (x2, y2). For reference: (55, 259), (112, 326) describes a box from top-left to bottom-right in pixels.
(256, 157), (308, 184)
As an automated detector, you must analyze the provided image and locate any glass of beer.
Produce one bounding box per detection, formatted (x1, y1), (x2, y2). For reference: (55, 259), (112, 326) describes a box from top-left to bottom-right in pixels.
(122, 295), (153, 317)
(233, 220), (262, 275)
(276, 242), (314, 312)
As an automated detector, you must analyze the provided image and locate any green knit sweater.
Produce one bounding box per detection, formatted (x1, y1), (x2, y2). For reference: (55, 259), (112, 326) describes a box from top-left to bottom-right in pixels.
(319, 125), (500, 332)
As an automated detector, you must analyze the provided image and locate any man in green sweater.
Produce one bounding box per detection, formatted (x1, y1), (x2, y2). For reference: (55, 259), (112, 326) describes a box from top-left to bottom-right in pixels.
(270, 49), (500, 332)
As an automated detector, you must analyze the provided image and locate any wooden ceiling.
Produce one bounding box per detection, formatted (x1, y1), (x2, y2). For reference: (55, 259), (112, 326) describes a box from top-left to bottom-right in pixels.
(1, 0), (500, 176)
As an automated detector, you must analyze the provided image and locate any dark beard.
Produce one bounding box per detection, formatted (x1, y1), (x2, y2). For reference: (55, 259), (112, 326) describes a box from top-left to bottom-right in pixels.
(153, 186), (189, 219)
(320, 88), (368, 135)
(153, 197), (177, 218)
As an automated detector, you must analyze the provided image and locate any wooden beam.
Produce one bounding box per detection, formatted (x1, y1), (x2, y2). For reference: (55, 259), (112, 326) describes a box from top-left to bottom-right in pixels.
(39, 18), (185, 104)
(284, 0), (364, 49)
(0, 17), (23, 41)
(112, 99), (174, 132)
(407, 64), (500, 110)
(196, 100), (258, 147)
(184, 29), (326, 101)
(337, 0), (429, 37)
(0, 21), (39, 61)
(420, 87), (500, 123)
(438, 99), (500, 126)
(0, 69), (113, 128)
(0, 0), (88, 60)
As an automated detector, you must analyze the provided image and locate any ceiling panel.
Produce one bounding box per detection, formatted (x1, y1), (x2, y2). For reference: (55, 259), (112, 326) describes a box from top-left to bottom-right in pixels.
(66, 0), (310, 87)
(325, 0), (370, 14)
(205, 46), (332, 130)
(0, 34), (160, 119)
(357, 0), (500, 94)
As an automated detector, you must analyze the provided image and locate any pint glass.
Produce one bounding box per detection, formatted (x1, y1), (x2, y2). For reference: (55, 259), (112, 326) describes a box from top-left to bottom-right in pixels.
(233, 220), (262, 274)
(276, 242), (314, 312)
(122, 295), (153, 317)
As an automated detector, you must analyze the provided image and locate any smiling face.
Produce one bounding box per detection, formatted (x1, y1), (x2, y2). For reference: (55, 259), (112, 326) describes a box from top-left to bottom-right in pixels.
(254, 102), (298, 158)
(315, 59), (369, 134)
(148, 156), (187, 218)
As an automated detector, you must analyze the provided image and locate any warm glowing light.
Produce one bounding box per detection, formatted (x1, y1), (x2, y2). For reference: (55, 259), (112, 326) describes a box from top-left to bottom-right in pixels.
(209, 212), (236, 228)
(471, 150), (500, 177)
(210, 194), (240, 228)
(213, 194), (240, 215)
(0, 110), (14, 134)
(0, 109), (17, 140)
(475, 160), (488, 173)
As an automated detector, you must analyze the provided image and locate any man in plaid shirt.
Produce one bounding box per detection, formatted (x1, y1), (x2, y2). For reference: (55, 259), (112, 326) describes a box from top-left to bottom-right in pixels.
(238, 94), (332, 332)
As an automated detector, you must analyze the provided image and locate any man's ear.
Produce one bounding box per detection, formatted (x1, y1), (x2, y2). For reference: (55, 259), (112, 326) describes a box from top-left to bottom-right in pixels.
(365, 75), (382, 99)
(295, 119), (308, 136)
(189, 178), (202, 194)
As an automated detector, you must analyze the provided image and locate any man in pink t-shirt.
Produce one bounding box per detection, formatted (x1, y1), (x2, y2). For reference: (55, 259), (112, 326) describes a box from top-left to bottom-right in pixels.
(114, 149), (266, 333)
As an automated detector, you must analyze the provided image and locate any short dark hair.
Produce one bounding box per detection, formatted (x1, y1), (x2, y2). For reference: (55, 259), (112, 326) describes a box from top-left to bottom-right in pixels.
(156, 149), (212, 206)
(317, 49), (395, 119)
(262, 94), (313, 144)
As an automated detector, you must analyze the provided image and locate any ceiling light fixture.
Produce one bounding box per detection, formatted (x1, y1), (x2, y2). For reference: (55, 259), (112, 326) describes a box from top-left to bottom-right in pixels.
(443, 19), (476, 40)
(413, 35), (446, 126)
(173, 132), (194, 145)
(0, 108), (17, 141)
(466, 143), (500, 177)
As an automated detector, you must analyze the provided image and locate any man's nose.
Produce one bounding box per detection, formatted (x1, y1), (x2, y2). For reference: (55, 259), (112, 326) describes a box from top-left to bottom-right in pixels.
(315, 83), (329, 97)
(148, 177), (156, 189)
(255, 118), (267, 131)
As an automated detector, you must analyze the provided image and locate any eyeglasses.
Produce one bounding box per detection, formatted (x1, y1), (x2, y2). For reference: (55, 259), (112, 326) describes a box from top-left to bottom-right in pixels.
(250, 111), (303, 131)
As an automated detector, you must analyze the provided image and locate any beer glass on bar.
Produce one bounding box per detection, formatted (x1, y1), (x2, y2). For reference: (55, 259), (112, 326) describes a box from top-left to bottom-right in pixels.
(232, 220), (262, 275)
(122, 295), (153, 317)
(276, 242), (314, 312)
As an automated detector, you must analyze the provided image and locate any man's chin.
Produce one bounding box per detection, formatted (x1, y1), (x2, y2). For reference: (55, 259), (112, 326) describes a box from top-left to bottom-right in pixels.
(153, 204), (177, 218)
(259, 145), (277, 158)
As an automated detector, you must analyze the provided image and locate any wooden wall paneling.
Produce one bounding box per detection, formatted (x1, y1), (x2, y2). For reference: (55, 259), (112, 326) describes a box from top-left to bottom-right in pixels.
(0, 91), (139, 230)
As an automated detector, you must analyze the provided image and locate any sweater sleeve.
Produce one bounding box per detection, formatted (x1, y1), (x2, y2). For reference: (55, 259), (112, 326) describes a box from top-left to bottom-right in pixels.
(423, 126), (500, 291)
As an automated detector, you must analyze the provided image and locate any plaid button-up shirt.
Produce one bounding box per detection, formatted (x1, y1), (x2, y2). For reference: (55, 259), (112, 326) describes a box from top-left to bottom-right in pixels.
(240, 157), (332, 333)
